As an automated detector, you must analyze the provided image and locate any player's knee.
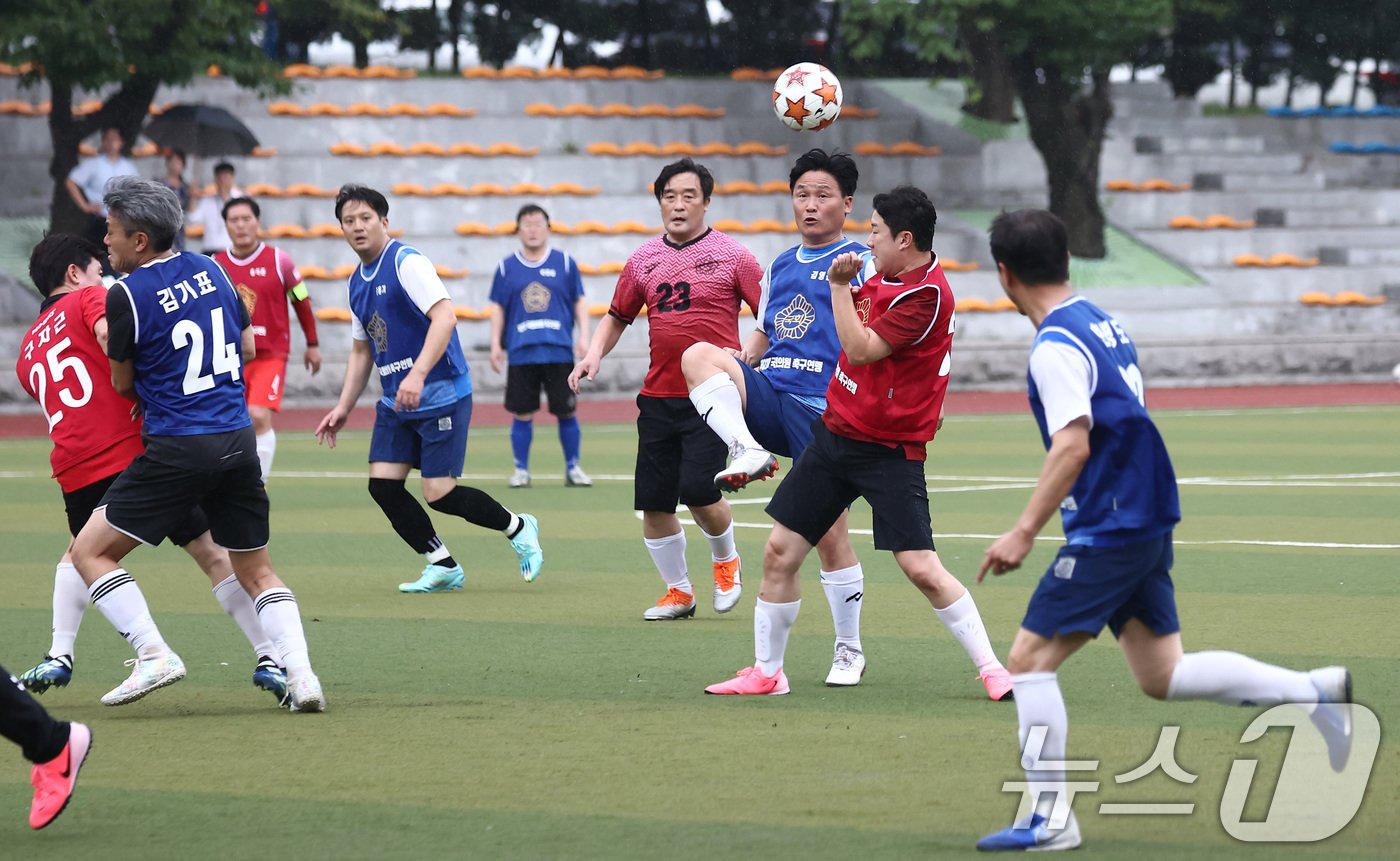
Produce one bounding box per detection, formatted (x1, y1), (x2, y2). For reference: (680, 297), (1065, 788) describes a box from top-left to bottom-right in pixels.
(680, 341), (721, 382)
(1137, 666), (1176, 700)
(367, 477), (407, 507)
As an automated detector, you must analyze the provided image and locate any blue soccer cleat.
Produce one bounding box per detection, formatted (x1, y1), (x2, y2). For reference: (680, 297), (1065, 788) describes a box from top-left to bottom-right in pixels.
(510, 513), (543, 583)
(976, 813), (1081, 852)
(18, 655), (73, 695)
(398, 563), (466, 593)
(253, 657), (288, 706)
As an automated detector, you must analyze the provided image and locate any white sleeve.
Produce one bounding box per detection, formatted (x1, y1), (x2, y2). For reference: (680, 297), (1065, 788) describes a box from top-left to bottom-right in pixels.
(1029, 340), (1094, 435)
(396, 253), (451, 315)
(753, 263), (773, 335)
(351, 310), (367, 342)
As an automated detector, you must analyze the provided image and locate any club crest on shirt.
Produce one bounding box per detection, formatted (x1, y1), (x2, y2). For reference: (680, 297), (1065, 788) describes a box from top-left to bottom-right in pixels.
(854, 297), (871, 324)
(773, 294), (816, 340)
(522, 281), (551, 313)
(236, 283), (257, 316)
(367, 311), (389, 354)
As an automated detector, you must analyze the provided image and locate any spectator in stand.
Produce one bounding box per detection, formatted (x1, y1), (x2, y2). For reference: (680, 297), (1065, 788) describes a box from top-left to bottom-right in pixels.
(187, 161), (245, 256)
(64, 126), (137, 258)
(157, 148), (195, 252)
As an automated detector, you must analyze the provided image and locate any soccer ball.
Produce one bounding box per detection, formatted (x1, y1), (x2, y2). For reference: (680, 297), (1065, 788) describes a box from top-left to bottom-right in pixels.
(1392, 361), (1400, 384)
(772, 62), (843, 132)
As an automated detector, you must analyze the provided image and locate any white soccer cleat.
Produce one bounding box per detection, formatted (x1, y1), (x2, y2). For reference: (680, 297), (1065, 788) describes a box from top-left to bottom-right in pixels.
(1308, 665), (1353, 772)
(100, 652), (187, 706)
(712, 557), (742, 614)
(565, 465), (593, 487)
(288, 671), (326, 713)
(508, 468), (531, 488)
(643, 588), (696, 621)
(825, 644), (866, 686)
(713, 445), (779, 493)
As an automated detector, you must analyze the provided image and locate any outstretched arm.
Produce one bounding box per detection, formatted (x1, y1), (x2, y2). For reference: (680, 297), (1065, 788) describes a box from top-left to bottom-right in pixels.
(568, 313), (626, 393)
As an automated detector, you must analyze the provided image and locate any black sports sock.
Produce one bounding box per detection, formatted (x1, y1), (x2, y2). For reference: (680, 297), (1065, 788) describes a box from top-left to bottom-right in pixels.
(427, 485), (511, 531)
(367, 478), (439, 554)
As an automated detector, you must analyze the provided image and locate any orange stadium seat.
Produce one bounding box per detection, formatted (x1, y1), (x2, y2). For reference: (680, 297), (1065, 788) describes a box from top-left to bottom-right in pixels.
(1169, 216), (1204, 229)
(636, 104), (673, 117)
(430, 182), (470, 196)
(599, 103), (639, 117)
(250, 146), (277, 157)
(130, 143), (159, 157)
(610, 66), (649, 79)
(245, 182), (282, 197)
(368, 142), (407, 156)
(322, 64), (362, 79)
(185, 224), (205, 239)
(525, 103), (561, 116)
(493, 221), (518, 235)
(345, 102), (387, 116)
(561, 103), (599, 117)
(1266, 253), (1318, 267)
(1233, 254), (1267, 267)
(549, 222), (578, 235)
(315, 307), (353, 321)
(386, 103), (424, 117)
(612, 220), (656, 234)
(487, 143), (537, 156)
(501, 66), (538, 79)
(571, 220), (613, 234)
(854, 142), (889, 156)
(1203, 214), (1255, 229)
(759, 180), (790, 194)
(538, 67), (573, 79)
(991, 297), (1017, 311)
(509, 182), (548, 195)
(585, 142), (622, 156)
(282, 64), (321, 78)
(622, 141), (661, 156)
(713, 219), (750, 233)
(267, 101), (305, 116)
(730, 67), (767, 81)
(1105, 179), (1139, 191)
(696, 142), (735, 156)
(574, 66), (610, 79)
(889, 141), (941, 156)
(596, 261), (626, 274)
(148, 101), (176, 116)
(735, 141), (783, 156)
(307, 102), (345, 116)
(436, 265), (468, 278)
(387, 228), (405, 238)
(1140, 178), (1190, 191)
(843, 218), (872, 232)
(266, 224), (308, 239)
(306, 224), (343, 238)
(717, 180), (759, 194)
(299, 265), (331, 280)
(587, 303), (612, 317)
(841, 105), (880, 119)
(659, 142), (697, 156)
(547, 182), (598, 195)
(329, 143), (367, 156)
(1299, 291), (1337, 305)
(333, 264), (357, 278)
(749, 219), (790, 233)
(285, 183), (333, 197)
(941, 258), (981, 272)
(1334, 291), (1386, 305)
(456, 222), (494, 236)
(463, 66), (499, 79)
(425, 103), (474, 117)
(956, 297), (993, 312)
(469, 182), (508, 195)
(453, 306), (486, 320)
(448, 142), (485, 156)
(392, 183), (428, 196)
(407, 142), (448, 156)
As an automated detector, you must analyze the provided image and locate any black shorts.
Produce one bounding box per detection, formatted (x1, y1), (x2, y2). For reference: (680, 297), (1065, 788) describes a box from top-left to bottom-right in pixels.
(634, 394), (726, 513)
(99, 453), (267, 551)
(766, 422), (935, 552)
(64, 472), (209, 545)
(505, 361), (577, 417)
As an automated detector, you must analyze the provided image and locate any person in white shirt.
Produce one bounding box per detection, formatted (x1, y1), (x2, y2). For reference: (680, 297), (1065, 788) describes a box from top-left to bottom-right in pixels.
(187, 161), (245, 255)
(65, 126), (138, 256)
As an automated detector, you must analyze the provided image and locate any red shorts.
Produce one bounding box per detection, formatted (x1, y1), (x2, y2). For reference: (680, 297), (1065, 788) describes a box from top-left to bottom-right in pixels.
(244, 355), (288, 412)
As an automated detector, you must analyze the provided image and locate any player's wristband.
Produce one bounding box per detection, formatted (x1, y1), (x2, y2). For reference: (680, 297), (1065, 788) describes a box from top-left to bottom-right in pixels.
(306, 342), (318, 348)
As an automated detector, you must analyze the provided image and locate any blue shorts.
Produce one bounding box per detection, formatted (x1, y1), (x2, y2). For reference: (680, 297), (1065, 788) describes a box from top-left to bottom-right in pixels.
(737, 362), (822, 459)
(368, 396), (472, 478)
(1020, 531), (1180, 640)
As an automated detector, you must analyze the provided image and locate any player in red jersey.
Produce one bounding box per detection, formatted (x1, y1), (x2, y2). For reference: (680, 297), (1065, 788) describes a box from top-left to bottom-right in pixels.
(13, 234), (286, 704)
(570, 159), (763, 621)
(214, 196), (320, 481)
(706, 186), (1011, 698)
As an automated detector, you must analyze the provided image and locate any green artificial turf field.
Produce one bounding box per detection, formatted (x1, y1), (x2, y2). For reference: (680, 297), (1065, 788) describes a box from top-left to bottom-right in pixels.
(2, 405), (1396, 859)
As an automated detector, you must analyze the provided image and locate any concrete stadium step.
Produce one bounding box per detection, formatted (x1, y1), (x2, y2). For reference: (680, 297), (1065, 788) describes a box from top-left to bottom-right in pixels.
(1137, 225), (1400, 266)
(1197, 265), (1397, 299)
(1105, 187), (1400, 228)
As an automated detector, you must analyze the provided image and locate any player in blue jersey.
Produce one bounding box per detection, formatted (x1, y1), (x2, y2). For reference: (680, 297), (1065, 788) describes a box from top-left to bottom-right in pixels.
(316, 185), (544, 593)
(487, 203), (592, 489)
(974, 209), (1353, 852)
(66, 177), (325, 712)
(680, 149), (1013, 695)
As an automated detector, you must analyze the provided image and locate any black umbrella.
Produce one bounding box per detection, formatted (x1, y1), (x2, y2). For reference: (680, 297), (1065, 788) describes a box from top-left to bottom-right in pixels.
(142, 103), (260, 156)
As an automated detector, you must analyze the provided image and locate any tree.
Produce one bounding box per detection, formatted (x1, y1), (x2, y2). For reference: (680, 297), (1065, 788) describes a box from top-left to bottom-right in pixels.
(0, 0), (288, 236)
(275, 0), (391, 67)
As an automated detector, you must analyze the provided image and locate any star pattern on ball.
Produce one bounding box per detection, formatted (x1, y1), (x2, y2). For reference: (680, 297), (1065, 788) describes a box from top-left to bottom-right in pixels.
(783, 97), (810, 123)
(814, 82), (839, 106)
(783, 68), (810, 87)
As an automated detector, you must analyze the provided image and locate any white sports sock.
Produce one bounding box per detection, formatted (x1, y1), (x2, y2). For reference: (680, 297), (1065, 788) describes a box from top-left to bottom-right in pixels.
(689, 373), (761, 452)
(212, 574), (276, 660)
(934, 590), (1003, 673)
(255, 429), (276, 482)
(1013, 672), (1070, 822)
(699, 521), (738, 563)
(50, 561), (88, 659)
(1167, 650), (1317, 705)
(88, 569), (167, 658)
(755, 598), (801, 676)
(820, 564), (864, 651)
(426, 541), (453, 565)
(503, 513), (522, 536)
(254, 588), (312, 674)
(644, 531), (691, 594)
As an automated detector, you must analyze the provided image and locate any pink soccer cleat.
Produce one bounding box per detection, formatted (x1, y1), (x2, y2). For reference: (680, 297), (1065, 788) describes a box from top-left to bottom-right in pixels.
(705, 665), (790, 696)
(980, 667), (1015, 702)
(30, 722), (91, 830)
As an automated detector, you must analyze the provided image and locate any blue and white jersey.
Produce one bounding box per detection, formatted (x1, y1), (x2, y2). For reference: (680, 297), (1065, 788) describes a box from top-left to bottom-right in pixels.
(488, 248), (583, 365)
(755, 238), (866, 399)
(1028, 295), (1180, 546)
(114, 252), (251, 436)
(348, 240), (471, 416)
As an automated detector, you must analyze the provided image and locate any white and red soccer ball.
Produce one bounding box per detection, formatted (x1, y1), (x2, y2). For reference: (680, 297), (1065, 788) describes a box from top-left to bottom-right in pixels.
(772, 62), (843, 132)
